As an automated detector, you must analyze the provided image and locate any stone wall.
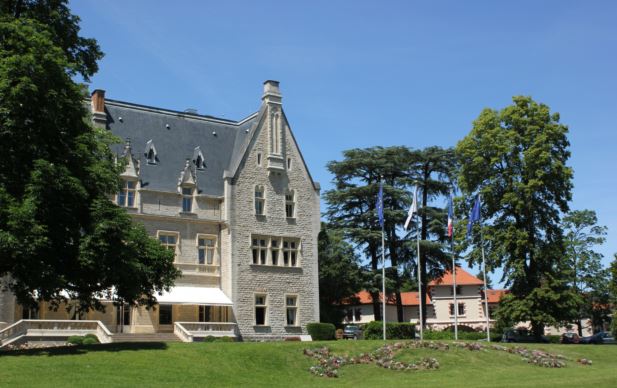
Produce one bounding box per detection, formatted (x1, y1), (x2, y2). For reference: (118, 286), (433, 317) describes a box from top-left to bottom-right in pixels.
(229, 100), (320, 340)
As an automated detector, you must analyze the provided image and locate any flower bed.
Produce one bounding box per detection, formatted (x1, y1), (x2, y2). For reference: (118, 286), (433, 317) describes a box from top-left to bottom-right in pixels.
(303, 341), (591, 378)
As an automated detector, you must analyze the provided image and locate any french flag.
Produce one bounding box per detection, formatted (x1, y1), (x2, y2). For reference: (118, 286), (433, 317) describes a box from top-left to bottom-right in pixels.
(447, 194), (454, 238)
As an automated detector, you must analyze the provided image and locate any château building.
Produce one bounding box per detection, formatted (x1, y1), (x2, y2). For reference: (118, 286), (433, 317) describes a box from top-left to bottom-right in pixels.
(0, 81), (320, 342)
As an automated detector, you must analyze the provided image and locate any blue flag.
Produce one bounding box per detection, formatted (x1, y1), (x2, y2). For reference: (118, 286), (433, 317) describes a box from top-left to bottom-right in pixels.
(376, 181), (384, 228)
(467, 194), (481, 236)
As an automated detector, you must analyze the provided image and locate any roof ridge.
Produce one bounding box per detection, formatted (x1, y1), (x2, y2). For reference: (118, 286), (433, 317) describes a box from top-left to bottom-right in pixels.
(104, 98), (258, 125)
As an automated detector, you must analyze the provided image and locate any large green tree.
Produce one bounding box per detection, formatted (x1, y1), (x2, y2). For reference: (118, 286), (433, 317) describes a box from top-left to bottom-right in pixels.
(457, 96), (578, 339)
(562, 209), (608, 335)
(318, 223), (363, 325)
(407, 146), (456, 329)
(325, 146), (414, 322)
(0, 1), (179, 313)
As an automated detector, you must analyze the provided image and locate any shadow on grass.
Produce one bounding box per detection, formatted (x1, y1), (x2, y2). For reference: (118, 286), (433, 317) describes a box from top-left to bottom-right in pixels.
(0, 342), (169, 357)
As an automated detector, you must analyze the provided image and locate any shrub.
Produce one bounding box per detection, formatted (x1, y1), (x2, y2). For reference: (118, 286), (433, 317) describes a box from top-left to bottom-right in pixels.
(201, 336), (235, 343)
(546, 335), (561, 344)
(82, 337), (99, 345)
(364, 321), (415, 340)
(67, 336), (84, 345)
(422, 330), (489, 341)
(84, 334), (98, 340)
(307, 323), (336, 340)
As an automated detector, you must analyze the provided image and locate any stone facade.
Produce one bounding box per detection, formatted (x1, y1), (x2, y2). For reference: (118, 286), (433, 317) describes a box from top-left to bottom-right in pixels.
(0, 81), (320, 340)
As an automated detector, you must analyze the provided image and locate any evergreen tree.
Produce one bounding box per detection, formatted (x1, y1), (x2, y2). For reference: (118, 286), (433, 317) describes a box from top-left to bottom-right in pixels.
(408, 146), (457, 329)
(325, 146), (414, 321)
(0, 1), (179, 313)
(318, 223), (363, 325)
(457, 96), (578, 339)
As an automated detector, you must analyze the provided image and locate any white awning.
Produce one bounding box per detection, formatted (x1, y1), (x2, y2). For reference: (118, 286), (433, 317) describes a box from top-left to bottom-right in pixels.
(155, 287), (233, 306)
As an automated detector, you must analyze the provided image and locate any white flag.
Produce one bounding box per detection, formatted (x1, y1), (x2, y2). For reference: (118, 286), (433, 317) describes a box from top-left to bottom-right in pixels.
(404, 187), (418, 230)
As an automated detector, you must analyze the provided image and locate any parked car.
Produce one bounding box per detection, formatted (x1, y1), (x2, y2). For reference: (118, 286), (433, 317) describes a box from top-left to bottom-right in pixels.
(560, 332), (580, 344)
(502, 328), (549, 343)
(343, 325), (363, 339)
(580, 331), (616, 344)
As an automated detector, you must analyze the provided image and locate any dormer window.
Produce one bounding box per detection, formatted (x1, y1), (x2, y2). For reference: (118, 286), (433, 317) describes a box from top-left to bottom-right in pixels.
(193, 146), (206, 170)
(182, 187), (193, 213)
(117, 180), (136, 207)
(144, 140), (158, 165)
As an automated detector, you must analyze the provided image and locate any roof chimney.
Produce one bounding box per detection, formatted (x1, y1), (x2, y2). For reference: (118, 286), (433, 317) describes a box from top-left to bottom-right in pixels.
(262, 80), (282, 105)
(91, 89), (107, 128)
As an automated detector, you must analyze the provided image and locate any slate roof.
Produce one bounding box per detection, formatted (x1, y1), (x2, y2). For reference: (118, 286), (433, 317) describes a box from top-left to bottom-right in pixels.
(105, 99), (259, 197)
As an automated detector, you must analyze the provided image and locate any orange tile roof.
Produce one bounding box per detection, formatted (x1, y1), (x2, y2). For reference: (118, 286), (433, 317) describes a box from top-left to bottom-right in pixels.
(349, 290), (431, 306)
(486, 289), (507, 303)
(428, 266), (484, 286)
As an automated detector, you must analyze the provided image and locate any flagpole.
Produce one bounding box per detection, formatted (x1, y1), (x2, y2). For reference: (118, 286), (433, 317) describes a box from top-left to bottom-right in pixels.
(416, 214), (423, 341)
(479, 194), (491, 342)
(451, 232), (458, 341)
(378, 177), (386, 342)
(382, 226), (386, 341)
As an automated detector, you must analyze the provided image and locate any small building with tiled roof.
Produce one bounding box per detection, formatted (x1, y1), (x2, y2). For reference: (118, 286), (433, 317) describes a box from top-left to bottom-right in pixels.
(343, 267), (507, 331)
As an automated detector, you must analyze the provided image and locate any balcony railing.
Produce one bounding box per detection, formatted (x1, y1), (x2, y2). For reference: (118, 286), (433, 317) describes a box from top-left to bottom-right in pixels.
(174, 263), (220, 276)
(174, 321), (237, 342)
(0, 319), (113, 348)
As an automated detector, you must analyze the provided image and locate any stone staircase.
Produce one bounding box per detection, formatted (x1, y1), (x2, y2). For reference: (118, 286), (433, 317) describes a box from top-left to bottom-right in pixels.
(112, 332), (181, 343)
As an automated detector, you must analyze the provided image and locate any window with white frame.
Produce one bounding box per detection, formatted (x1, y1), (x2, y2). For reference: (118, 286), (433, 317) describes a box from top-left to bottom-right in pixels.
(182, 187), (193, 212)
(197, 236), (216, 265)
(251, 235), (300, 267)
(286, 295), (298, 326)
(255, 294), (267, 326)
(285, 189), (295, 218)
(252, 237), (267, 265)
(449, 302), (465, 316)
(283, 239), (299, 267)
(117, 180), (136, 207)
(271, 238), (280, 266)
(158, 232), (178, 259)
(254, 185), (265, 215)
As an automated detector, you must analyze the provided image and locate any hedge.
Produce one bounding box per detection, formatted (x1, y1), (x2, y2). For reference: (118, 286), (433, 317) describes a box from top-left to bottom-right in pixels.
(307, 323), (336, 340)
(364, 321), (415, 340)
(422, 330), (490, 341)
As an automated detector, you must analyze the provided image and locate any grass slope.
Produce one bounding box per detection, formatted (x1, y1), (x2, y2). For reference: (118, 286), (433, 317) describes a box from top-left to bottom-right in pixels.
(1, 341), (616, 387)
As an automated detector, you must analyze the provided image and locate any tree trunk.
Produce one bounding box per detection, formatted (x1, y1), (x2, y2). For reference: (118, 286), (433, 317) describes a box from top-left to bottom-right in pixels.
(531, 321), (544, 342)
(369, 244), (382, 322)
(577, 318), (583, 337)
(387, 229), (404, 322)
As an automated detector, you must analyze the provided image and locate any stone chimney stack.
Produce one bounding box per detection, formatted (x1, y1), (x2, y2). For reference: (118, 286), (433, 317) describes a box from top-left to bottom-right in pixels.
(262, 80), (282, 106)
(91, 89), (107, 128)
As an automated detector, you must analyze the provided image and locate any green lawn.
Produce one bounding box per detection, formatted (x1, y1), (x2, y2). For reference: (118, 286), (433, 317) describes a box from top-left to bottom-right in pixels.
(1, 340), (616, 387)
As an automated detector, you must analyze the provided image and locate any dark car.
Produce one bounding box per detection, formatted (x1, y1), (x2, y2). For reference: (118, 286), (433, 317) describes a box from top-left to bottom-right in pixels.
(502, 328), (549, 343)
(560, 332), (580, 344)
(580, 331), (616, 344)
(343, 325), (362, 339)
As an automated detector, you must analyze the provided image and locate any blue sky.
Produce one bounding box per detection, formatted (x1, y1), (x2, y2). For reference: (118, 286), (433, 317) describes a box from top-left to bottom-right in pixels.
(71, 1), (617, 284)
